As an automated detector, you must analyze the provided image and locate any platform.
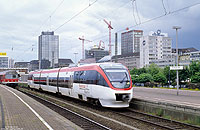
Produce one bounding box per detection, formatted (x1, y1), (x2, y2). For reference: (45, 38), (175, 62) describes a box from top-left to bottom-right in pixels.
(0, 84), (83, 130)
(133, 87), (200, 114)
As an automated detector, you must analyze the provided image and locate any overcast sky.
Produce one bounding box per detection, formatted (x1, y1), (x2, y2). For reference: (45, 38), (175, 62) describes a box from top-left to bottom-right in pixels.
(0, 0), (200, 63)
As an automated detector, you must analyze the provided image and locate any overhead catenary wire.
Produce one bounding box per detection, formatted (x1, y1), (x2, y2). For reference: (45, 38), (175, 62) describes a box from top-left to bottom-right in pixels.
(134, 0), (141, 24)
(92, 2), (200, 42)
(13, 0), (65, 61)
(166, 0), (171, 13)
(162, 0), (167, 15)
(34, 0), (65, 35)
(131, 0), (138, 25)
(54, 0), (98, 31)
(78, 0), (131, 43)
(14, 0), (97, 62)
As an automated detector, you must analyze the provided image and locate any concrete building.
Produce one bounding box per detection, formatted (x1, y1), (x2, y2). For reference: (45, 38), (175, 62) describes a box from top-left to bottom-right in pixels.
(28, 59), (51, 71)
(9, 58), (14, 68)
(140, 30), (172, 68)
(172, 48), (199, 66)
(55, 59), (74, 68)
(121, 30), (143, 55)
(29, 60), (39, 71)
(179, 53), (191, 66)
(80, 58), (96, 64)
(190, 51), (200, 61)
(172, 47), (198, 55)
(85, 45), (109, 62)
(38, 31), (59, 68)
(112, 52), (140, 70)
(0, 56), (8, 68)
(14, 62), (29, 68)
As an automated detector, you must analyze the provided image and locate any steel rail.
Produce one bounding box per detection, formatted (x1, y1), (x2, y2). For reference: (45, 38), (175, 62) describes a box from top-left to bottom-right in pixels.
(18, 89), (111, 130)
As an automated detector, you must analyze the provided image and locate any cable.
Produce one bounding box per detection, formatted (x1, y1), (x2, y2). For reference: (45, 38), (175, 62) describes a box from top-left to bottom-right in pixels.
(132, 0), (138, 25)
(92, 2), (200, 42)
(166, 0), (171, 13)
(81, 0), (130, 34)
(135, 0), (141, 24)
(162, 0), (167, 15)
(54, 0), (98, 31)
(14, 0), (65, 61)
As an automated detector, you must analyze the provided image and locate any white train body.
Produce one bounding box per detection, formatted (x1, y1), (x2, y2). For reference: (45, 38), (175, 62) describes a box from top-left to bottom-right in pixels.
(28, 63), (133, 108)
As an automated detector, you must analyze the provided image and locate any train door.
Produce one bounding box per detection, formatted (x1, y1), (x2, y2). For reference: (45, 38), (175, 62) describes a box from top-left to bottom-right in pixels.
(47, 75), (49, 86)
(68, 72), (73, 88)
(39, 71), (42, 90)
(68, 72), (74, 96)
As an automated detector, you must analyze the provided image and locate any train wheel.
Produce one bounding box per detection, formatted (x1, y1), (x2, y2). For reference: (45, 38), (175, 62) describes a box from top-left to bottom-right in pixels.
(56, 92), (62, 97)
(39, 88), (43, 92)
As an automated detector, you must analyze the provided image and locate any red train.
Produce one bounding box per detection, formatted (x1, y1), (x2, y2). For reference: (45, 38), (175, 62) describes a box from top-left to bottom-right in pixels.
(28, 63), (133, 108)
(0, 70), (19, 87)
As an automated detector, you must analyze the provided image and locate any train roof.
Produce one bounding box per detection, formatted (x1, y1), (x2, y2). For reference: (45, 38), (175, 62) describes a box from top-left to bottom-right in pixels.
(0, 70), (18, 75)
(29, 62), (125, 74)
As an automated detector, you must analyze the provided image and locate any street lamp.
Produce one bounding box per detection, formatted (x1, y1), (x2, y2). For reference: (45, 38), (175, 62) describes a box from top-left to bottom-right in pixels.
(173, 26), (181, 96)
(74, 52), (78, 65)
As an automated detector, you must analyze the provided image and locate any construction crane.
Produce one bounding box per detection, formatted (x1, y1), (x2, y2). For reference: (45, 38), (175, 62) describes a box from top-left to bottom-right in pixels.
(79, 36), (92, 59)
(103, 19), (113, 55)
(98, 40), (105, 50)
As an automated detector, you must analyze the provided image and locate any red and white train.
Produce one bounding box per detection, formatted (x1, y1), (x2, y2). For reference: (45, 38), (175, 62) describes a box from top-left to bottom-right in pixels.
(0, 70), (19, 87)
(28, 63), (133, 108)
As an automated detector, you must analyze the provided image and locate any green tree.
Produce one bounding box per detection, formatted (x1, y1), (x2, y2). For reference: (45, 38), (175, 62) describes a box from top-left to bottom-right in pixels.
(130, 68), (138, 75)
(179, 66), (190, 83)
(131, 74), (139, 83)
(191, 72), (200, 83)
(138, 67), (147, 75)
(153, 72), (167, 86)
(137, 73), (153, 83)
(189, 61), (200, 77)
(147, 63), (160, 76)
(163, 66), (176, 85)
(130, 67), (146, 76)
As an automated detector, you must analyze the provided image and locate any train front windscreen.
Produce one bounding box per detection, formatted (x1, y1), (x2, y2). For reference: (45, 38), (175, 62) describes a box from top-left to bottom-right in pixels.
(100, 64), (131, 89)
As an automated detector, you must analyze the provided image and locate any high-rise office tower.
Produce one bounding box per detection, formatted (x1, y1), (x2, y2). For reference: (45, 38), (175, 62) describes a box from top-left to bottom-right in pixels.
(121, 30), (143, 55)
(38, 31), (59, 68)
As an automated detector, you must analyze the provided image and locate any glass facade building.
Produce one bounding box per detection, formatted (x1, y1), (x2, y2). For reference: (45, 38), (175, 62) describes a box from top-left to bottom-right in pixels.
(38, 31), (59, 68)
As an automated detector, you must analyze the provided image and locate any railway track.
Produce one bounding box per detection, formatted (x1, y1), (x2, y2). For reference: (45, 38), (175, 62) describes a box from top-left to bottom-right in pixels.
(113, 108), (200, 130)
(18, 89), (111, 130)
(17, 86), (200, 130)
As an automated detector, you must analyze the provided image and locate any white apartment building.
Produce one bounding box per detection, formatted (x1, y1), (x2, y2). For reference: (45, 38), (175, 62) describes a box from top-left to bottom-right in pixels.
(0, 56), (9, 68)
(140, 30), (173, 68)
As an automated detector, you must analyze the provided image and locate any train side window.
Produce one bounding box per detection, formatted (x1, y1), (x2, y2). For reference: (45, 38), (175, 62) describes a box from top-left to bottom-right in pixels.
(40, 77), (47, 85)
(79, 71), (86, 83)
(34, 77), (40, 84)
(74, 71), (80, 83)
(84, 70), (97, 84)
(13, 75), (16, 78)
(58, 77), (69, 88)
(97, 73), (109, 87)
(49, 77), (57, 86)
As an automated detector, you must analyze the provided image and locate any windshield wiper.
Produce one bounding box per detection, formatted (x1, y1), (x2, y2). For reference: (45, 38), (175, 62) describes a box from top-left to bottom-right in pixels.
(120, 72), (128, 83)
